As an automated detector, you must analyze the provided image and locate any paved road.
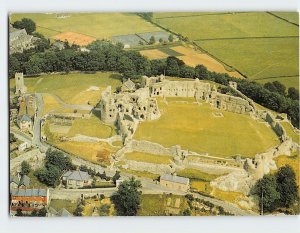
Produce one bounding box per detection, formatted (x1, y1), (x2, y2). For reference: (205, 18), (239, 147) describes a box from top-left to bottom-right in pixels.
(33, 93), (43, 148)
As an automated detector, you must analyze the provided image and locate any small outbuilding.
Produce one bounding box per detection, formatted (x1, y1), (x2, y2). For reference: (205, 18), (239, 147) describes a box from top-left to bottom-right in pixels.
(17, 114), (32, 131)
(160, 174), (190, 192)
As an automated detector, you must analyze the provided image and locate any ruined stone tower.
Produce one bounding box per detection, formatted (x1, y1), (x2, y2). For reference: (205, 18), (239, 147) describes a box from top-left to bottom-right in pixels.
(15, 72), (27, 95)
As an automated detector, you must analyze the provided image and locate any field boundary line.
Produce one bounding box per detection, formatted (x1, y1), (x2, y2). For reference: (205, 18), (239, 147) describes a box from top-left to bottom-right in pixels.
(252, 74), (300, 81)
(154, 12), (250, 20)
(135, 33), (149, 44)
(266, 12), (299, 27)
(194, 35), (298, 41)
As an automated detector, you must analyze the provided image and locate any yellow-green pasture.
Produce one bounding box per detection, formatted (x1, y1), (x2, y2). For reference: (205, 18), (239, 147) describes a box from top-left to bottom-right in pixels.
(124, 151), (173, 164)
(134, 99), (280, 158)
(11, 13), (160, 39)
(10, 72), (122, 105)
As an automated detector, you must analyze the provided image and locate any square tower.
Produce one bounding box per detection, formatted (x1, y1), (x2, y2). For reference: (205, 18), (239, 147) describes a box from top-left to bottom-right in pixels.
(15, 72), (27, 95)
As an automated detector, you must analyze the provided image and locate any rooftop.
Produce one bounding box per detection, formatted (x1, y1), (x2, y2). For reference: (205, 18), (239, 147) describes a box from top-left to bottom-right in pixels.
(62, 170), (91, 181)
(160, 174), (189, 185)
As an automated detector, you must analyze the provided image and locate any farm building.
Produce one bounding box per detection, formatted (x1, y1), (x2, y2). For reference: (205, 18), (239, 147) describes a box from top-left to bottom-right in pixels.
(160, 174), (190, 192)
(17, 114), (32, 131)
(62, 170), (92, 189)
(10, 188), (49, 213)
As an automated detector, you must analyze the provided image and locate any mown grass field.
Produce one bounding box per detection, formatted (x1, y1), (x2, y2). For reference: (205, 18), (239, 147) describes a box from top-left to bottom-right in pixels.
(11, 13), (161, 39)
(10, 72), (122, 105)
(124, 152), (173, 164)
(197, 37), (299, 80)
(67, 114), (116, 139)
(120, 169), (160, 180)
(138, 194), (188, 216)
(153, 12), (299, 88)
(255, 76), (299, 89)
(280, 122), (299, 143)
(134, 100), (280, 158)
(55, 141), (117, 166)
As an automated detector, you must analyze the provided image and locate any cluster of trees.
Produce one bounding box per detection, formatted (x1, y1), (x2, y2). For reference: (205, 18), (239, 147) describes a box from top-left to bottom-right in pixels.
(9, 30), (299, 127)
(264, 81), (299, 101)
(111, 177), (142, 216)
(15, 207), (47, 217)
(251, 165), (299, 214)
(20, 161), (31, 176)
(13, 18), (36, 34)
(34, 149), (75, 187)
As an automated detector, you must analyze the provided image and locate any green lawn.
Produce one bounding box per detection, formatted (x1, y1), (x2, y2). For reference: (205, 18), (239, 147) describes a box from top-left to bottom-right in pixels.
(124, 151), (173, 164)
(10, 72), (122, 105)
(120, 169), (160, 180)
(134, 100), (280, 158)
(197, 37), (299, 80)
(11, 13), (160, 39)
(255, 76), (299, 89)
(154, 12), (298, 40)
(270, 12), (299, 25)
(177, 168), (220, 182)
(138, 194), (188, 216)
(67, 113), (116, 139)
(49, 199), (77, 214)
(281, 122), (299, 143)
(153, 12), (299, 88)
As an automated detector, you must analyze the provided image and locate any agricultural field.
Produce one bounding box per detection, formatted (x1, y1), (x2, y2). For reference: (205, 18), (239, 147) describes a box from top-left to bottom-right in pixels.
(124, 152), (173, 164)
(55, 141), (117, 166)
(197, 37), (299, 80)
(152, 12), (299, 88)
(138, 194), (188, 216)
(11, 13), (161, 42)
(255, 76), (299, 89)
(134, 100), (280, 158)
(10, 72), (122, 105)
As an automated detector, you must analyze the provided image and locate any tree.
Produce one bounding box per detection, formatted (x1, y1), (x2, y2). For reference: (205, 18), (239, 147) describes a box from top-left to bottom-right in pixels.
(149, 36), (156, 45)
(250, 174), (280, 213)
(264, 81), (286, 96)
(111, 177), (142, 216)
(168, 34), (174, 42)
(99, 204), (110, 216)
(276, 165), (298, 208)
(13, 18), (36, 34)
(9, 133), (17, 143)
(195, 64), (209, 80)
(37, 207), (47, 217)
(287, 87), (299, 100)
(159, 38), (163, 43)
(112, 171), (121, 184)
(15, 209), (23, 216)
(20, 161), (31, 176)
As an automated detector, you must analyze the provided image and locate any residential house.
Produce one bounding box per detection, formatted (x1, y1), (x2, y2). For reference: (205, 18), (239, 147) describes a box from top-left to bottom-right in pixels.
(62, 170), (92, 189)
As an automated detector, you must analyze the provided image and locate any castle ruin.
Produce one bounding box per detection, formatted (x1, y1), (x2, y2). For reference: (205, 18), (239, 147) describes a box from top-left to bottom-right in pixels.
(15, 72), (27, 95)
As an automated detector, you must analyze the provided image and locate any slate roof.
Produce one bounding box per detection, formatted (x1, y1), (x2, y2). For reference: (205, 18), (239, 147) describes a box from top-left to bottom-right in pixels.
(160, 174), (189, 185)
(10, 188), (48, 197)
(123, 78), (136, 91)
(17, 114), (32, 123)
(19, 175), (30, 187)
(62, 170), (91, 181)
(10, 175), (19, 185)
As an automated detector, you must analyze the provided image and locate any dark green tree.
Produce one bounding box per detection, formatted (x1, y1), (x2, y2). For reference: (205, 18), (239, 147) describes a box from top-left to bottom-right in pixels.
(276, 165), (298, 208)
(9, 133), (17, 143)
(149, 36), (156, 45)
(168, 34), (174, 42)
(250, 174), (280, 213)
(111, 177), (142, 216)
(287, 87), (299, 100)
(195, 64), (209, 80)
(20, 161), (31, 176)
(112, 171), (121, 184)
(13, 18), (36, 34)
(37, 207), (47, 217)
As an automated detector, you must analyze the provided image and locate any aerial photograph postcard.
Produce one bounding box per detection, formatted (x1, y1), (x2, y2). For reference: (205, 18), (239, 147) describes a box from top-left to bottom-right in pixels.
(9, 12), (299, 217)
